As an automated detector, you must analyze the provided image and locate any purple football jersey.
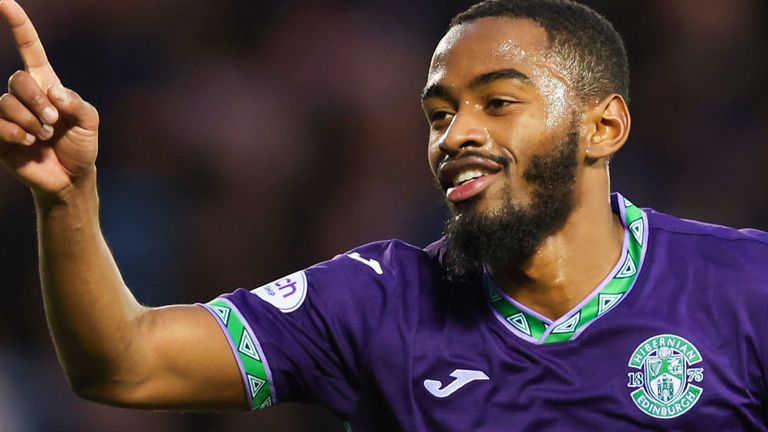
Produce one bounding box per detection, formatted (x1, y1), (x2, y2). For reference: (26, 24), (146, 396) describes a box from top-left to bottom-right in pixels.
(201, 193), (768, 431)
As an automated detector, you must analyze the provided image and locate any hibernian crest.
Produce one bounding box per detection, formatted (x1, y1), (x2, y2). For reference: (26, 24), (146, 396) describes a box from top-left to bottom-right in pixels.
(627, 334), (704, 419)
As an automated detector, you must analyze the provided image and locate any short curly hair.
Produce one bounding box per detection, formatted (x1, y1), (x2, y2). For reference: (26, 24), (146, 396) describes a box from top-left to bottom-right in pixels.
(451, 0), (630, 104)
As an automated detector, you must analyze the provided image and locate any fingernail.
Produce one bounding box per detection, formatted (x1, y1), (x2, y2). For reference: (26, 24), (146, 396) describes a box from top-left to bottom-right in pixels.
(52, 85), (69, 103)
(42, 107), (58, 125)
(40, 124), (54, 140)
(24, 133), (36, 146)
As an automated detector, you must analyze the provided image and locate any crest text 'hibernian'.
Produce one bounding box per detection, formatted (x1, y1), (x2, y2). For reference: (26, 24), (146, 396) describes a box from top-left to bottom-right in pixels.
(627, 334), (704, 419)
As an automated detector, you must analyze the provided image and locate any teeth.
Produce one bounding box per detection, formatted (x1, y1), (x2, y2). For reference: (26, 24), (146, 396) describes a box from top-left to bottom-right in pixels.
(453, 169), (485, 186)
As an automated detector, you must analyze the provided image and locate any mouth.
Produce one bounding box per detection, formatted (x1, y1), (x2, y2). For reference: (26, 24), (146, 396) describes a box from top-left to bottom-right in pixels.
(438, 155), (504, 203)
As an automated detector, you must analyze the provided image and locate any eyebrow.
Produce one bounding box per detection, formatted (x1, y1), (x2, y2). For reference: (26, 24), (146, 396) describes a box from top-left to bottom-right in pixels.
(420, 68), (532, 102)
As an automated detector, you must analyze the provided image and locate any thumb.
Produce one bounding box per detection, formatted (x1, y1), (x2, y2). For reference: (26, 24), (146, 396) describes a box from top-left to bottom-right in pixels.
(47, 84), (99, 131)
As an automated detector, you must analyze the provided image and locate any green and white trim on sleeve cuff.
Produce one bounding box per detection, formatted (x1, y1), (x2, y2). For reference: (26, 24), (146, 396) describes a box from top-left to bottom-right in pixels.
(200, 298), (276, 410)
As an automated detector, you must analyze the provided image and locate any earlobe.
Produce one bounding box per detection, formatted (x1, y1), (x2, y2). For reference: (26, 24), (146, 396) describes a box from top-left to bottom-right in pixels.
(585, 94), (631, 161)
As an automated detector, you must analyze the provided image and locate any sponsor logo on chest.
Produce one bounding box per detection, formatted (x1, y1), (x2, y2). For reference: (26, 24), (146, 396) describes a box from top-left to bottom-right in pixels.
(626, 334), (704, 419)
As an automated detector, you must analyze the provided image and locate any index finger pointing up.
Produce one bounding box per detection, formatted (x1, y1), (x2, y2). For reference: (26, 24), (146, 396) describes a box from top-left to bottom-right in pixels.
(0, 0), (59, 85)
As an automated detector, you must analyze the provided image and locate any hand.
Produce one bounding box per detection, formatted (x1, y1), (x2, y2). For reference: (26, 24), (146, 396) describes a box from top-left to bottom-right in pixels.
(0, 0), (99, 198)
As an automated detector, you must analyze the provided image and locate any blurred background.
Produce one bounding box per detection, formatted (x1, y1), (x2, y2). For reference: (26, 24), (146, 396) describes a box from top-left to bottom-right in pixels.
(0, 0), (766, 430)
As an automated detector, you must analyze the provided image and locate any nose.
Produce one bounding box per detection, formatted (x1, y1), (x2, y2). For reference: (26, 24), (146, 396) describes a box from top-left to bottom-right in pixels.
(438, 109), (489, 156)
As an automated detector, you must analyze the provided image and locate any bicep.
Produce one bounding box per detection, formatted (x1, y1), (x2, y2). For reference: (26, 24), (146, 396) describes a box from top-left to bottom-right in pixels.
(93, 304), (247, 410)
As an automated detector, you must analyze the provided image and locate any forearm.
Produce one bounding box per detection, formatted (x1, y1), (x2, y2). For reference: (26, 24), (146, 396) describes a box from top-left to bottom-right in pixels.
(35, 169), (147, 390)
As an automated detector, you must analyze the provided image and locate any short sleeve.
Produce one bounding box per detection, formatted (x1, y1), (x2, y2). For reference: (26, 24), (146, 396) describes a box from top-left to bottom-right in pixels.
(199, 240), (406, 416)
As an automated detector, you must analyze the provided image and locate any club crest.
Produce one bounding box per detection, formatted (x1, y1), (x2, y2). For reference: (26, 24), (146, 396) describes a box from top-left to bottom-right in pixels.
(627, 334), (704, 419)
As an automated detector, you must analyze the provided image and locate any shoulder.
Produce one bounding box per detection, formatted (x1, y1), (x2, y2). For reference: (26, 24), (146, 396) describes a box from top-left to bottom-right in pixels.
(225, 239), (446, 318)
(647, 208), (768, 256)
(644, 208), (768, 292)
(308, 238), (444, 281)
(296, 238), (447, 307)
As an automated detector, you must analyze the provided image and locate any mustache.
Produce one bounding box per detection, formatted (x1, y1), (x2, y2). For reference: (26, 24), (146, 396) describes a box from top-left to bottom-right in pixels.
(442, 151), (512, 170)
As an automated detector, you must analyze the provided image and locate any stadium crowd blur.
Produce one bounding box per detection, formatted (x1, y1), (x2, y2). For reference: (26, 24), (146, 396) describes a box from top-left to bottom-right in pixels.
(0, 0), (766, 430)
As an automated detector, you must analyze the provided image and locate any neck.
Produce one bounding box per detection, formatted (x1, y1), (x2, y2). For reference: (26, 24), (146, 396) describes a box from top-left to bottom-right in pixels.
(487, 177), (624, 321)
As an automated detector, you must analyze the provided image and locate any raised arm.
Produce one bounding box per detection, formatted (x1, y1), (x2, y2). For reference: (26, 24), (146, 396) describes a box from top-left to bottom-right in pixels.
(0, 0), (245, 409)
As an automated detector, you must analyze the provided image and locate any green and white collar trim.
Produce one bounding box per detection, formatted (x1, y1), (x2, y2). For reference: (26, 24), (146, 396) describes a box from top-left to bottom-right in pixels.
(484, 193), (648, 345)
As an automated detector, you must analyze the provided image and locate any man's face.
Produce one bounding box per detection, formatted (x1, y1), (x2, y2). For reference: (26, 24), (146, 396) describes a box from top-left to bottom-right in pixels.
(422, 18), (585, 271)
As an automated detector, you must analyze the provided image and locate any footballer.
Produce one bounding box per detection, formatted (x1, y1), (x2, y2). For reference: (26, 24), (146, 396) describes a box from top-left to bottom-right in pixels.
(0, 0), (766, 430)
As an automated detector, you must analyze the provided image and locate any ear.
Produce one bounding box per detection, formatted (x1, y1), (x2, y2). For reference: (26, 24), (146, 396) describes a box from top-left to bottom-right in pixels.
(583, 94), (631, 161)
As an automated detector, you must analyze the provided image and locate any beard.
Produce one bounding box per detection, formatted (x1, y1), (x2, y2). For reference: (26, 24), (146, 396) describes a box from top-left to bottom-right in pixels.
(443, 126), (580, 278)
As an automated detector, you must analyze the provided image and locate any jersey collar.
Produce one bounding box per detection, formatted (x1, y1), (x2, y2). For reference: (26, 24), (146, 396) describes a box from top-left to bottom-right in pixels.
(483, 193), (649, 345)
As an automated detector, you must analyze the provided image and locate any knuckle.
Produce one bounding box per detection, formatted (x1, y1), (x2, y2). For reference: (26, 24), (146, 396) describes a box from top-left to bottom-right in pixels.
(7, 72), (46, 106)
(31, 92), (47, 106)
(7, 70), (26, 88)
(0, 94), (18, 116)
(8, 70), (25, 81)
(0, 94), (32, 125)
(6, 124), (25, 142)
(17, 38), (37, 51)
(68, 88), (82, 101)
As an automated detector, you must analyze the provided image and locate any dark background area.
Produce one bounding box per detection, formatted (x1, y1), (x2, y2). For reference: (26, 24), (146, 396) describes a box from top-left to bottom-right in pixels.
(0, 0), (766, 430)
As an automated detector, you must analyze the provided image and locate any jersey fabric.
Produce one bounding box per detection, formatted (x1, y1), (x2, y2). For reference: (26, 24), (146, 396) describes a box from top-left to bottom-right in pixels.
(201, 193), (768, 431)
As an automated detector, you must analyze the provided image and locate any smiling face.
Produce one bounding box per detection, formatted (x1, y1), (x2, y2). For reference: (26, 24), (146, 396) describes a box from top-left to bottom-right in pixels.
(424, 17), (582, 213)
(423, 17), (587, 273)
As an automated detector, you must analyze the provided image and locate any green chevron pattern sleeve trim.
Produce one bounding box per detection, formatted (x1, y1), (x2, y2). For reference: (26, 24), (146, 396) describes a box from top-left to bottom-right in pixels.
(201, 298), (275, 410)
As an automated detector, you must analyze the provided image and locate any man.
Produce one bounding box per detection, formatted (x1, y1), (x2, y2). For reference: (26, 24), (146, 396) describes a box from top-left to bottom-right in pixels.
(1, 0), (766, 430)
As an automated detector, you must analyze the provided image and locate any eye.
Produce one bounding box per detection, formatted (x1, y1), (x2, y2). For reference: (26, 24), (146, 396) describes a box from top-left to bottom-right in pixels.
(486, 98), (518, 114)
(430, 110), (454, 125)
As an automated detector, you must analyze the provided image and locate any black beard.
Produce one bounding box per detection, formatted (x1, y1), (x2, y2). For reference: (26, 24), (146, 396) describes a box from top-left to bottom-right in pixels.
(443, 128), (580, 278)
